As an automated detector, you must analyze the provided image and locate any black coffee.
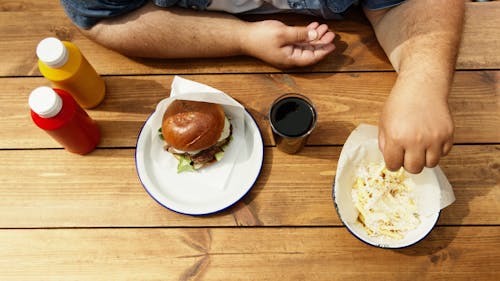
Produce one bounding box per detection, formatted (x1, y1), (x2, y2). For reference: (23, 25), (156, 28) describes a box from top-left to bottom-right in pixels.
(270, 97), (315, 137)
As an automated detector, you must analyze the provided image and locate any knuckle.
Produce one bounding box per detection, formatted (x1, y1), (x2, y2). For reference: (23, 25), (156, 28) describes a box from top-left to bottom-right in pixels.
(434, 128), (453, 141)
(389, 133), (412, 145)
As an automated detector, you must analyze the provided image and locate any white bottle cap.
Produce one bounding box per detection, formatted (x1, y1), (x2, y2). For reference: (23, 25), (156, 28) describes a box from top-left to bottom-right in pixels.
(29, 87), (63, 118)
(36, 37), (69, 68)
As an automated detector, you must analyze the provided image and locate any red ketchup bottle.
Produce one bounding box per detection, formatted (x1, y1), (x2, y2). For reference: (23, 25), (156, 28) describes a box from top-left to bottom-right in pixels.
(29, 86), (100, 155)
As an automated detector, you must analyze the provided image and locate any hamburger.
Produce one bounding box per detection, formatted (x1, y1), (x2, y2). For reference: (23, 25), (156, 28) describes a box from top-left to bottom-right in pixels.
(160, 100), (232, 173)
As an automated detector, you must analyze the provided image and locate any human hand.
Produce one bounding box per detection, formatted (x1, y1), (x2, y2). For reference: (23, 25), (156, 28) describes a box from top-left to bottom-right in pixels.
(378, 82), (454, 174)
(242, 20), (335, 68)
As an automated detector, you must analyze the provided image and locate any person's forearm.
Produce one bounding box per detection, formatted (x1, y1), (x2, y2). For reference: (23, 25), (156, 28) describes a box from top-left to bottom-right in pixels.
(79, 3), (336, 68)
(365, 0), (465, 96)
(82, 3), (248, 58)
(364, 0), (464, 173)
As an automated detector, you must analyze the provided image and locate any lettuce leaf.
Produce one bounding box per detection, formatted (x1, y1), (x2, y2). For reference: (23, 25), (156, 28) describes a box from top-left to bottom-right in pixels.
(215, 151), (224, 161)
(176, 135), (233, 172)
(158, 127), (164, 140)
(215, 136), (232, 161)
(177, 155), (195, 173)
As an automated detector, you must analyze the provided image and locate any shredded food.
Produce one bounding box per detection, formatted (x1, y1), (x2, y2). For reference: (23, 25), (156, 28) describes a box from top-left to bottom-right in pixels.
(352, 162), (421, 239)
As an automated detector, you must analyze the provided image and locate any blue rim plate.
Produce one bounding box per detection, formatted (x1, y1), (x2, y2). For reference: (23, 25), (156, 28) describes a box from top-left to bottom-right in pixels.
(135, 109), (264, 216)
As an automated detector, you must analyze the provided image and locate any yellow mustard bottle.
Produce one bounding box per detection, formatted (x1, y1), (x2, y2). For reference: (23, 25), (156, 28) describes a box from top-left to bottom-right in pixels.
(36, 37), (105, 109)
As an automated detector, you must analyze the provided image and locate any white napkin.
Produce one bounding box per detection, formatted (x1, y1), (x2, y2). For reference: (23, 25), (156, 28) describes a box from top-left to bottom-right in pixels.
(335, 124), (455, 223)
(147, 76), (246, 190)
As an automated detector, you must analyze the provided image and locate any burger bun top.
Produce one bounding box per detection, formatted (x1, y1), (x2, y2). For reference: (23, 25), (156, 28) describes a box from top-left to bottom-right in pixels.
(162, 100), (225, 152)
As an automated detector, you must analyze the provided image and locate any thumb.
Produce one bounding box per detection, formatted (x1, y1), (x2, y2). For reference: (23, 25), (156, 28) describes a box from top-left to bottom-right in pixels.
(282, 27), (317, 44)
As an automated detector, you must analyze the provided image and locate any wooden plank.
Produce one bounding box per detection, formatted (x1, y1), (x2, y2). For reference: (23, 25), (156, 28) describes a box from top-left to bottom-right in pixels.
(459, 2), (500, 70)
(2, 71), (498, 149)
(0, 227), (498, 280)
(0, 1), (61, 11)
(0, 145), (497, 228)
(0, 2), (498, 76)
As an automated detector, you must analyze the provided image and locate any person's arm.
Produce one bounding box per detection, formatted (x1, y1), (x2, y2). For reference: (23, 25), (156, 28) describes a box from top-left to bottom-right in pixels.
(82, 3), (335, 68)
(363, 0), (465, 173)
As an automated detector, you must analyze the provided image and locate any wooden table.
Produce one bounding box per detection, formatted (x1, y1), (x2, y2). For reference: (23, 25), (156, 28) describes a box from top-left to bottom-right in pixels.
(1, 1), (499, 280)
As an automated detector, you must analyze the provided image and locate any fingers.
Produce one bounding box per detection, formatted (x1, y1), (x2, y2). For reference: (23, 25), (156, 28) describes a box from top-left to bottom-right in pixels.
(313, 24), (330, 41)
(283, 23), (333, 44)
(306, 23), (335, 45)
(289, 44), (335, 67)
(384, 142), (452, 174)
(290, 48), (315, 67)
(378, 130), (386, 154)
(382, 142), (404, 172)
(294, 23), (335, 51)
(425, 144), (442, 168)
(424, 138), (453, 170)
(313, 43), (336, 56)
(403, 142), (451, 174)
(404, 149), (426, 174)
(279, 22), (335, 67)
(283, 26), (317, 43)
(306, 22), (320, 29)
(442, 140), (453, 156)
(314, 31), (335, 46)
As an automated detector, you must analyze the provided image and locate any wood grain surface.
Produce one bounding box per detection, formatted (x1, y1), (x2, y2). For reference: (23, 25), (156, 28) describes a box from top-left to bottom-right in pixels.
(0, 2), (498, 76)
(2, 71), (498, 149)
(1, 1), (499, 280)
(0, 145), (497, 228)
(0, 227), (499, 281)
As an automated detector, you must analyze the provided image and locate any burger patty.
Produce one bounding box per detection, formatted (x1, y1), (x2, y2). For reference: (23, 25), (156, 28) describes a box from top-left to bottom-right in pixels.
(165, 137), (231, 164)
(166, 132), (232, 165)
(191, 144), (224, 164)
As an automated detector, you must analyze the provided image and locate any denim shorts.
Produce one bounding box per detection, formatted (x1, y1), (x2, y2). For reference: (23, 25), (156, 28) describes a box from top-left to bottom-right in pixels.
(60, 0), (406, 29)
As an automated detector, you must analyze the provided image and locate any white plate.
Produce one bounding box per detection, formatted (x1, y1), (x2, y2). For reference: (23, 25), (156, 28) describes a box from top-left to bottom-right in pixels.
(135, 110), (264, 215)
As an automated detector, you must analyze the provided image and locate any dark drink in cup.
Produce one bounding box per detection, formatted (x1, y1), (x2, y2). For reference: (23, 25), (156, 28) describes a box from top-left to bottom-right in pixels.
(269, 93), (317, 154)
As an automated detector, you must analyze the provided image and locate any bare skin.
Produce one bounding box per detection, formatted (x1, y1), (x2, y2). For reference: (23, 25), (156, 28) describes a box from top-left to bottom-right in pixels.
(83, 3), (336, 68)
(364, 0), (464, 173)
(80, 0), (464, 174)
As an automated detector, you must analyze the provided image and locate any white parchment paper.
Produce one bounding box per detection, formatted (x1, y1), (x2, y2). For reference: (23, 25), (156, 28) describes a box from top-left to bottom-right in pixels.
(335, 124), (456, 223)
(147, 76), (246, 190)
